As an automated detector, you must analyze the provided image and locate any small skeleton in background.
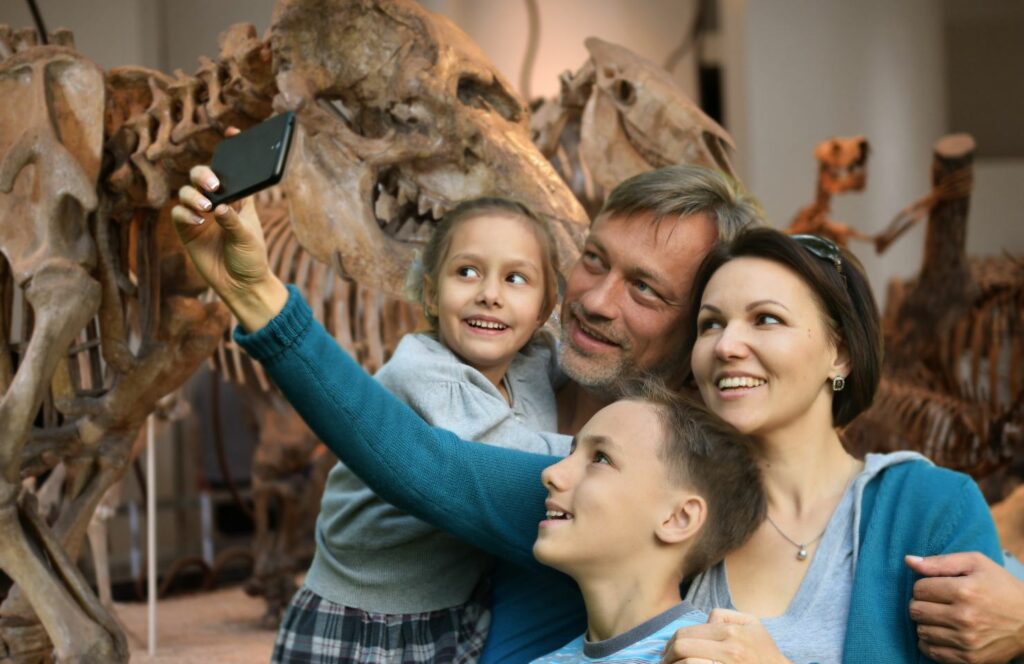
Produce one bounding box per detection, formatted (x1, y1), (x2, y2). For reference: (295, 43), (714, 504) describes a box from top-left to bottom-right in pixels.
(786, 136), (872, 247)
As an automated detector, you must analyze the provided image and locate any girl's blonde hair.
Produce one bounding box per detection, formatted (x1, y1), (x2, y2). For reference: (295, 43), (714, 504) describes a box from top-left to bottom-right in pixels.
(407, 197), (560, 333)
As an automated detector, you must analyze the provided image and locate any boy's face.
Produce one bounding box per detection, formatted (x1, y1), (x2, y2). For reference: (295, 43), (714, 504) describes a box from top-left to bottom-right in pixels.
(533, 400), (684, 576)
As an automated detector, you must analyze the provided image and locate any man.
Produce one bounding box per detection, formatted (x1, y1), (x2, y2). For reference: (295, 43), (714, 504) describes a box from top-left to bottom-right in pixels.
(554, 165), (755, 433)
(175, 163), (1022, 663)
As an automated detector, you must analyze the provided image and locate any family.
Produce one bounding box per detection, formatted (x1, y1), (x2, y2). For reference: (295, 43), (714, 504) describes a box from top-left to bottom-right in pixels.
(173, 158), (1024, 663)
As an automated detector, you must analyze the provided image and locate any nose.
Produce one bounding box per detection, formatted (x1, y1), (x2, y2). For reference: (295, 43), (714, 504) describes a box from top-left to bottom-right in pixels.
(475, 274), (503, 308)
(541, 456), (572, 492)
(714, 322), (750, 361)
(576, 273), (619, 321)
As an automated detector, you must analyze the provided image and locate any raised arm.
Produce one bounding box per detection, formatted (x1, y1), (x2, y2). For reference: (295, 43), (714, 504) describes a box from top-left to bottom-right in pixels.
(173, 163), (555, 570)
(237, 285), (554, 569)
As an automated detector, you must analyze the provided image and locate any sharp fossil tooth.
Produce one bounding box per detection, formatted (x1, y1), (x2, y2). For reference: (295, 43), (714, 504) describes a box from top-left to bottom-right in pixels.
(414, 221), (434, 241)
(384, 216), (403, 235)
(431, 202), (445, 219)
(418, 195), (432, 217)
(397, 217), (419, 239)
(375, 191), (398, 220)
(397, 179), (417, 206)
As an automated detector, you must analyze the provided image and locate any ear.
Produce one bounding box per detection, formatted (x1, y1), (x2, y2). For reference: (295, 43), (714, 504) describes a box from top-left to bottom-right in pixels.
(422, 276), (438, 316)
(831, 339), (851, 382)
(655, 493), (706, 546)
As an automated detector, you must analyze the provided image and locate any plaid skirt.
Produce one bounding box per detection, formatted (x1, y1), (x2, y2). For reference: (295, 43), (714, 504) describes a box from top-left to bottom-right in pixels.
(271, 583), (491, 664)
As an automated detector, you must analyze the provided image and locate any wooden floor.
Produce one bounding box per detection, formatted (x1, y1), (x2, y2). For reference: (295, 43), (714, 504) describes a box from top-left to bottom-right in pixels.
(116, 585), (276, 663)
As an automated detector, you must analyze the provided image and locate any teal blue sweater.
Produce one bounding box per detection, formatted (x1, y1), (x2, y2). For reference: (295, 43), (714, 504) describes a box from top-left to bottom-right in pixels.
(238, 287), (1002, 663)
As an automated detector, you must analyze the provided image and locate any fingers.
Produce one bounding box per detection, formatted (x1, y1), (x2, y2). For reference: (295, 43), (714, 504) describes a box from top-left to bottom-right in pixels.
(707, 608), (754, 625)
(178, 184), (214, 216)
(905, 552), (984, 578)
(910, 596), (964, 628)
(912, 576), (963, 605)
(669, 623), (731, 641)
(188, 165), (221, 194)
(916, 623), (969, 649)
(170, 203), (205, 229)
(917, 639), (978, 664)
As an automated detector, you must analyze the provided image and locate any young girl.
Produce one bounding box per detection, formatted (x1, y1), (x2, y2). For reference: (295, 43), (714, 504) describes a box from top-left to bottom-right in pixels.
(273, 198), (572, 663)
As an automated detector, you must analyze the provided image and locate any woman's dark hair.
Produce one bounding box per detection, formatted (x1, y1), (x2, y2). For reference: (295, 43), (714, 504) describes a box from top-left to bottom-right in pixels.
(687, 227), (882, 427)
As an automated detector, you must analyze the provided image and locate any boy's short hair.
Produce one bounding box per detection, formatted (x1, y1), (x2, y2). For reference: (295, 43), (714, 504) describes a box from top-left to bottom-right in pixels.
(617, 377), (766, 578)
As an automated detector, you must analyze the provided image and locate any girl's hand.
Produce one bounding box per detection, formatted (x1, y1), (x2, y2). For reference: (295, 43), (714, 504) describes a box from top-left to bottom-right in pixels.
(661, 609), (791, 664)
(171, 131), (287, 331)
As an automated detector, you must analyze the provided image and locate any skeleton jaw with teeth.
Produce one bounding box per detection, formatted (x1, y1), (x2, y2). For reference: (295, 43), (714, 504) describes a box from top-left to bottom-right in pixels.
(270, 0), (588, 298)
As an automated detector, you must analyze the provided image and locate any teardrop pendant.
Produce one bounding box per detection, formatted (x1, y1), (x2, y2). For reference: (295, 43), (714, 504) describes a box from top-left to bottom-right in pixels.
(796, 546), (808, 561)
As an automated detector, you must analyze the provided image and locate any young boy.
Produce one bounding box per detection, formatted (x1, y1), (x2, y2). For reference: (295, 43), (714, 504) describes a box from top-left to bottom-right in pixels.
(531, 379), (766, 662)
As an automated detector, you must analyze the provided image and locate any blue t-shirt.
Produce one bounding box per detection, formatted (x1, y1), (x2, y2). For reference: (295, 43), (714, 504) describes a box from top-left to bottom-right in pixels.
(532, 602), (706, 663)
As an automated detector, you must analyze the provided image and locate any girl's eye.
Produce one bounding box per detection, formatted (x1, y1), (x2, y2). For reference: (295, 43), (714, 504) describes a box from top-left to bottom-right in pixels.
(756, 313), (782, 325)
(582, 251), (603, 268)
(457, 266), (480, 278)
(507, 273), (527, 285)
(592, 451), (611, 465)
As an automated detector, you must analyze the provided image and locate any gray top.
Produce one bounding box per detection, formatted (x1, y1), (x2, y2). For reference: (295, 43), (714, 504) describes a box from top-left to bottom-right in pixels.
(685, 452), (926, 664)
(531, 601), (707, 663)
(305, 332), (572, 613)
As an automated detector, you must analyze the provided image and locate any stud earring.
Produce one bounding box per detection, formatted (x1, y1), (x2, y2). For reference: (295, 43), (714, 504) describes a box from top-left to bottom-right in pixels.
(832, 375), (846, 392)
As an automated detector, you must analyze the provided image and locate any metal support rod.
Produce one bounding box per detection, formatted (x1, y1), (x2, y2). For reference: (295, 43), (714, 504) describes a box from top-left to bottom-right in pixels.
(146, 414), (157, 656)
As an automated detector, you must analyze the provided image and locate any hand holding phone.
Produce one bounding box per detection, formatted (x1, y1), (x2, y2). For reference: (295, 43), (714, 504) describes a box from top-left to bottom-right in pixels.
(207, 112), (295, 207)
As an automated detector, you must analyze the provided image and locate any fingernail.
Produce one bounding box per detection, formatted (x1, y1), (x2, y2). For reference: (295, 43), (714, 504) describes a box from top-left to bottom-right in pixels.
(214, 204), (229, 216)
(192, 213), (205, 225)
(199, 198), (212, 211)
(206, 177), (220, 190)
(906, 555), (923, 562)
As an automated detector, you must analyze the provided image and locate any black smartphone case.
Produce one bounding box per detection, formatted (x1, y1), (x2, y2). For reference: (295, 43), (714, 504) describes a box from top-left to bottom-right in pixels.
(207, 112), (295, 206)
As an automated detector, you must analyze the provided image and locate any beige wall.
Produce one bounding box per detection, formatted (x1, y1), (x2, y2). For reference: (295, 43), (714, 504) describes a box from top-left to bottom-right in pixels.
(0, 0), (160, 69)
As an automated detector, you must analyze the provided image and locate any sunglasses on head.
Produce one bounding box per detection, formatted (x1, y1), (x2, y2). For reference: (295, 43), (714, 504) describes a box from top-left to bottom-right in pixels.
(791, 234), (843, 276)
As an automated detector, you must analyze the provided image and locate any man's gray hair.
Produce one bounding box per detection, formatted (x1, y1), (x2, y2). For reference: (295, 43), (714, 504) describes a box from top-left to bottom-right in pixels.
(598, 165), (763, 240)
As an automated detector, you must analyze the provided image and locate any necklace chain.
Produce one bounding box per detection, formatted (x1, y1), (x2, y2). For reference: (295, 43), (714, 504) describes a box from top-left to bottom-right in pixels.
(765, 461), (861, 562)
(765, 513), (826, 561)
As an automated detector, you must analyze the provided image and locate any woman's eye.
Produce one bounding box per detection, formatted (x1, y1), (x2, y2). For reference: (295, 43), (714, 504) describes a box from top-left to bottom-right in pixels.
(582, 251), (603, 268)
(756, 313), (782, 325)
(697, 318), (722, 333)
(457, 266), (480, 278)
(592, 451), (611, 465)
(507, 273), (527, 285)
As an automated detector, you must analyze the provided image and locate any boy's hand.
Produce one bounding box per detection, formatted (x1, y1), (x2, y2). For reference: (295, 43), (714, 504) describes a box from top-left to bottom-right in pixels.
(906, 552), (1024, 663)
(661, 609), (791, 664)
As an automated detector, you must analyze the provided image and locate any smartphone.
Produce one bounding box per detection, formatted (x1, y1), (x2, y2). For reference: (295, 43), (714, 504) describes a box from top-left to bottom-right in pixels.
(207, 111), (295, 206)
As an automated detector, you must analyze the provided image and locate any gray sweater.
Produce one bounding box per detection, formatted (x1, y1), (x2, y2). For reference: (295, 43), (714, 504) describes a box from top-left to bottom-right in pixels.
(304, 332), (571, 613)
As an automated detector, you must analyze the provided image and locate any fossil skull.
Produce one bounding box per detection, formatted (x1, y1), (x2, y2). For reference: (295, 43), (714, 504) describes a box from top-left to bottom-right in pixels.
(814, 136), (869, 195)
(270, 0), (589, 297)
(579, 37), (736, 194)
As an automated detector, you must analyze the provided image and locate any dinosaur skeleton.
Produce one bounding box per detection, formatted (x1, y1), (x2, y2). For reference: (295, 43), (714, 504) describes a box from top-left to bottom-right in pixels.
(843, 135), (1023, 486)
(0, 0), (589, 658)
(786, 136), (873, 247)
(530, 37), (736, 218)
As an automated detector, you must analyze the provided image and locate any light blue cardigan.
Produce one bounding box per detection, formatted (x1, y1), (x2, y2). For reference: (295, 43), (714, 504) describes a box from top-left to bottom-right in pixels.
(239, 286), (1003, 663)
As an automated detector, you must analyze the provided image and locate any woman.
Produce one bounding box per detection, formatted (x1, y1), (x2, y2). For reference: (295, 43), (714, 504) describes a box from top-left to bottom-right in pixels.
(662, 228), (1002, 662)
(173, 167), (1003, 662)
